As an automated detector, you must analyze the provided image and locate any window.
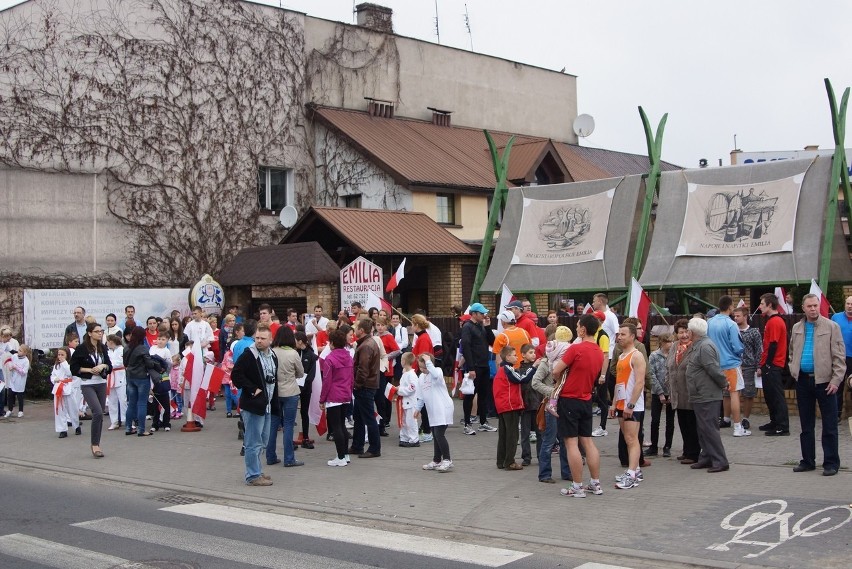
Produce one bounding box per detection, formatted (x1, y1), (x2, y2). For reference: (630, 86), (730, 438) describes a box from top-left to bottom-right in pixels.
(257, 167), (293, 212)
(343, 194), (362, 209)
(436, 193), (455, 225)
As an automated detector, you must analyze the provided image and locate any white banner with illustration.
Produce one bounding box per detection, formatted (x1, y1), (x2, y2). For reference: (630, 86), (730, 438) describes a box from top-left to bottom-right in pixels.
(23, 288), (190, 350)
(511, 188), (615, 265)
(676, 173), (804, 256)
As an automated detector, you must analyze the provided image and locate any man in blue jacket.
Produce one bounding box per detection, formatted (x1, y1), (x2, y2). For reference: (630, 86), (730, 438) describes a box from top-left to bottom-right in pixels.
(707, 296), (748, 437)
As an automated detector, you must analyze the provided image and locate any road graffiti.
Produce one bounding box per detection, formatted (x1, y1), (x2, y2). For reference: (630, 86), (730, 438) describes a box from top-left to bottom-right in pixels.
(708, 499), (852, 558)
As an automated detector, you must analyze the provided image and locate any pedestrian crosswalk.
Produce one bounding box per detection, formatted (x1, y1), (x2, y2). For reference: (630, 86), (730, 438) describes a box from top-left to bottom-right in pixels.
(0, 502), (637, 569)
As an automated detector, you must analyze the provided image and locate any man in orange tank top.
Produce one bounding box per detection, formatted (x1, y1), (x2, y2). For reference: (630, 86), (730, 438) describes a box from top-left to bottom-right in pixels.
(612, 323), (646, 489)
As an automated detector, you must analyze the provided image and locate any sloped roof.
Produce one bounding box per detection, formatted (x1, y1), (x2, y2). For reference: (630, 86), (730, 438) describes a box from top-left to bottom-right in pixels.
(309, 105), (680, 190)
(218, 242), (341, 286)
(282, 207), (476, 256)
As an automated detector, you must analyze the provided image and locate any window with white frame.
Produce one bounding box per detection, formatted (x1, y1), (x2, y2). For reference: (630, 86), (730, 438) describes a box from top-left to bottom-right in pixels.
(257, 167), (293, 212)
(436, 193), (456, 225)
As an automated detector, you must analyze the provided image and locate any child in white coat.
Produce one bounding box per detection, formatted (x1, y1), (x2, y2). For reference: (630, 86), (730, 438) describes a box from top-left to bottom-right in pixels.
(51, 347), (79, 437)
(105, 334), (127, 430)
(396, 352), (420, 447)
(5, 344), (31, 418)
(415, 353), (455, 472)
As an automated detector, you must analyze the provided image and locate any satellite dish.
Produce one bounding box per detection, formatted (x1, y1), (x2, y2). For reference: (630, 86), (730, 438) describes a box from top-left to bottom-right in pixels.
(278, 205), (298, 229)
(573, 114), (595, 138)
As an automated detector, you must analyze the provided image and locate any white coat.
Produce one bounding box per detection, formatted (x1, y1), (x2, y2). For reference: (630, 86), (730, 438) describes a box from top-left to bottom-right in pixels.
(416, 361), (453, 426)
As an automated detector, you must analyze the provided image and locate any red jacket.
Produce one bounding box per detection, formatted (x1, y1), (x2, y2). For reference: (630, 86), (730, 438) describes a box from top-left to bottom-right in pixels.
(492, 364), (535, 413)
(517, 312), (545, 346)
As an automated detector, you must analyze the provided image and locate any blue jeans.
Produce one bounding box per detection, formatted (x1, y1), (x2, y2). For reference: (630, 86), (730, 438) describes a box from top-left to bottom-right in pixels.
(266, 395), (299, 464)
(125, 378), (150, 433)
(538, 412), (571, 481)
(796, 373), (840, 470)
(242, 410), (271, 483)
(223, 385), (239, 414)
(352, 388), (380, 454)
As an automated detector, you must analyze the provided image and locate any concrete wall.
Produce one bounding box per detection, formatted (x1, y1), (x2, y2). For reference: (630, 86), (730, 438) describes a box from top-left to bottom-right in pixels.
(304, 16), (578, 142)
(0, 169), (126, 276)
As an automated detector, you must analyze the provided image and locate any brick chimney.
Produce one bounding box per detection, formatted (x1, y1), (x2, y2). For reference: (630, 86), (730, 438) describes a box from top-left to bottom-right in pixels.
(355, 3), (393, 34)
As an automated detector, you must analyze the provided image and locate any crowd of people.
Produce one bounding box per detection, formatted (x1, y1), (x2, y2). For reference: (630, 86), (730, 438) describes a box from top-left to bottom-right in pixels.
(0, 289), (849, 492)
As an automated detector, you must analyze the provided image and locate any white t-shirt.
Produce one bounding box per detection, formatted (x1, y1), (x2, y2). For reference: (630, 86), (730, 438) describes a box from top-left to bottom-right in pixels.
(184, 320), (213, 348)
(602, 307), (619, 357)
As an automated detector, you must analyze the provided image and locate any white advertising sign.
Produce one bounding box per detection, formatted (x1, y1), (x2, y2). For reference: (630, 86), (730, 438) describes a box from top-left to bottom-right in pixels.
(340, 256), (383, 310)
(23, 288), (190, 350)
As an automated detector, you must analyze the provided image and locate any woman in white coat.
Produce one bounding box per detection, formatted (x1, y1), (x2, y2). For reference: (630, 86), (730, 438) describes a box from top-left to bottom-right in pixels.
(415, 353), (454, 472)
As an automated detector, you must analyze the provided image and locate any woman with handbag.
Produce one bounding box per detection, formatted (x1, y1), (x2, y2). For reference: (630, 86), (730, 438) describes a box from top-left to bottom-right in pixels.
(530, 326), (573, 483)
(69, 322), (112, 457)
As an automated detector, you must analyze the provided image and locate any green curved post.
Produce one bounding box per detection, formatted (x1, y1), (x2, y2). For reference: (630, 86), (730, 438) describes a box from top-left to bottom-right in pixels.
(470, 130), (514, 304)
(627, 107), (667, 304)
(819, 79), (852, 290)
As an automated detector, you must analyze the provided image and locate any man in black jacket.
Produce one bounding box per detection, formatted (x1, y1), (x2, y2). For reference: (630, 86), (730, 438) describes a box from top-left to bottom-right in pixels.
(460, 302), (496, 434)
(231, 324), (279, 486)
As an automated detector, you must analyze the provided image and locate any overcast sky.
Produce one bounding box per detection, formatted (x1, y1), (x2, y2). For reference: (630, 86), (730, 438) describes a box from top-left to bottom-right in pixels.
(2, 0), (850, 168)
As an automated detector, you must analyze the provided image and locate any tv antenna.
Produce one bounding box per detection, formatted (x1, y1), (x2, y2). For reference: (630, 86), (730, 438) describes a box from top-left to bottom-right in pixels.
(464, 4), (473, 51)
(572, 114), (596, 138)
(433, 0), (441, 44)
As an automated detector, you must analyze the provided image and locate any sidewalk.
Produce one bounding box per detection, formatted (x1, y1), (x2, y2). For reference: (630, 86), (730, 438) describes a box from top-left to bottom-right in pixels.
(1, 398), (850, 569)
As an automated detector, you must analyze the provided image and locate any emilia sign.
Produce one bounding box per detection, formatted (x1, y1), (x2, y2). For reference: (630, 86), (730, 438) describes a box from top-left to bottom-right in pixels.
(340, 256), (383, 309)
(511, 189), (614, 265)
(676, 173), (804, 257)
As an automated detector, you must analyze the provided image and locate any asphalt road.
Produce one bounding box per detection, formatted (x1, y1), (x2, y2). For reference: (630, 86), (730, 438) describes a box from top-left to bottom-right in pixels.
(0, 468), (632, 569)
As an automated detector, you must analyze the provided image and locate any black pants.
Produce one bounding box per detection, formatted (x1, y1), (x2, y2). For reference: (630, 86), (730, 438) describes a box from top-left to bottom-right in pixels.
(81, 383), (107, 446)
(463, 366), (491, 425)
(375, 374), (391, 429)
(326, 405), (350, 460)
(761, 364), (789, 431)
(299, 382), (312, 438)
(650, 396), (675, 450)
(6, 389), (23, 413)
(599, 369), (615, 429)
(676, 408), (700, 460)
(151, 388), (171, 430)
(431, 424), (450, 462)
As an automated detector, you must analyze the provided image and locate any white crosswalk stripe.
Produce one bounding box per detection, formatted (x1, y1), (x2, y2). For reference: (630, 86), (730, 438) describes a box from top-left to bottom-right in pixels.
(72, 517), (371, 569)
(162, 502), (532, 567)
(0, 533), (159, 569)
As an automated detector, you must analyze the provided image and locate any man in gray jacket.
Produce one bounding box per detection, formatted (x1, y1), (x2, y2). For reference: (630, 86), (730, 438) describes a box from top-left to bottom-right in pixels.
(685, 317), (729, 473)
(789, 294), (845, 476)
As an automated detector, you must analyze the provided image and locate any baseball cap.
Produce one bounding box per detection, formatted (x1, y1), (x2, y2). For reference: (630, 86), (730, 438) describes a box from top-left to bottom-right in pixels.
(504, 300), (523, 310)
(497, 310), (515, 323)
(592, 310), (606, 322)
(468, 302), (488, 315)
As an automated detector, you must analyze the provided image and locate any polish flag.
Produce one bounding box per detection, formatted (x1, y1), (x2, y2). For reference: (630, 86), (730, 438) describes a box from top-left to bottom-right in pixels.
(307, 363), (323, 426)
(809, 279), (832, 317)
(628, 278), (652, 333)
(736, 299), (746, 309)
(184, 341), (204, 414)
(384, 383), (398, 401)
(366, 291), (393, 315)
(191, 364), (225, 420)
(583, 303), (594, 314)
(386, 258), (407, 293)
(498, 283), (514, 332)
(775, 287), (792, 315)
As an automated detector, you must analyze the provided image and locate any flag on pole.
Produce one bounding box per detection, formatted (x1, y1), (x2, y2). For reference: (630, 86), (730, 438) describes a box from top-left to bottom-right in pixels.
(498, 284), (514, 332)
(308, 363), (323, 426)
(736, 299), (746, 309)
(809, 279), (832, 317)
(628, 278), (652, 333)
(775, 286), (792, 315)
(582, 303), (594, 314)
(385, 257), (407, 292)
(191, 364), (225, 420)
(366, 290), (394, 314)
(184, 340), (204, 414)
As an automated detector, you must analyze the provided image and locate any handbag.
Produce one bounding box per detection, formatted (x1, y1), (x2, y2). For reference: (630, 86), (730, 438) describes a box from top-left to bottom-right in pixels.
(459, 373), (475, 395)
(536, 400), (547, 432)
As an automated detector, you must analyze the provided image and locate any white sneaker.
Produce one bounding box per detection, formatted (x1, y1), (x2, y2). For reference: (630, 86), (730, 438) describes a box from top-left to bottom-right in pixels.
(463, 425), (477, 436)
(345, 418), (355, 429)
(591, 427), (608, 437)
(107, 423), (118, 430)
(344, 454), (351, 463)
(478, 422), (497, 432)
(17, 411), (23, 418)
(327, 457), (348, 467)
(529, 433), (537, 442)
(164, 426), (171, 432)
(733, 424), (752, 437)
(560, 484), (586, 498)
(423, 461), (440, 470)
(420, 433), (433, 443)
(436, 460), (454, 472)
(3, 411), (10, 418)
